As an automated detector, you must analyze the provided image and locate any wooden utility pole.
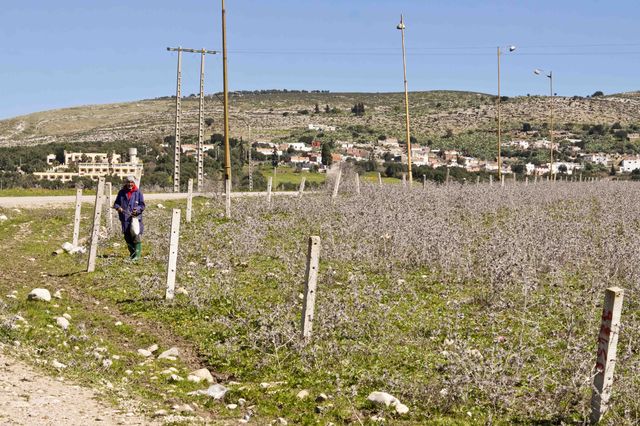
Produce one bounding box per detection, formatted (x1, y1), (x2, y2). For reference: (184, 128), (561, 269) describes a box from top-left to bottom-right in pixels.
(221, 0), (232, 186)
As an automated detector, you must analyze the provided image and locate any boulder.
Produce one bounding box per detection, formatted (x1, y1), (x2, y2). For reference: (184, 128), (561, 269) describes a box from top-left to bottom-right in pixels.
(158, 347), (180, 360)
(55, 317), (70, 330)
(27, 288), (51, 302)
(188, 368), (214, 384)
(206, 384), (228, 400)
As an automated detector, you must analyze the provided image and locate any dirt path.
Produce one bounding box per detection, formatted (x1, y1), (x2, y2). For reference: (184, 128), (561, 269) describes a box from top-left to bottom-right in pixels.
(0, 351), (156, 426)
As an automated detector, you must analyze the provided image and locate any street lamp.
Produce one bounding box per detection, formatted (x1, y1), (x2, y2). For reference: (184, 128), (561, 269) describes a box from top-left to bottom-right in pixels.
(534, 68), (555, 181)
(497, 45), (516, 180)
(397, 14), (413, 186)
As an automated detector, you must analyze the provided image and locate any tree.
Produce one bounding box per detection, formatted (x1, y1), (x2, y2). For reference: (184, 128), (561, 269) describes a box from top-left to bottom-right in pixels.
(314, 103), (320, 114)
(324, 104), (330, 113)
(321, 143), (333, 166)
(592, 91), (604, 97)
(204, 117), (214, 127)
(522, 122), (532, 132)
(271, 147), (279, 167)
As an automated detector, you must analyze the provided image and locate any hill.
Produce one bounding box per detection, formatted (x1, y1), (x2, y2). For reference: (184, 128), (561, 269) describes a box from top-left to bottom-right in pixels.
(1, 90), (640, 148)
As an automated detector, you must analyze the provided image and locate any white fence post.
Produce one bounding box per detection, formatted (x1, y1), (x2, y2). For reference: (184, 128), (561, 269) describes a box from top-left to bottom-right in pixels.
(501, 175), (505, 188)
(590, 287), (625, 424)
(105, 182), (113, 235)
(72, 186), (83, 247)
(355, 173), (360, 195)
(186, 178), (193, 223)
(401, 173), (407, 188)
(165, 208), (181, 300)
(301, 236), (321, 341)
(298, 177), (306, 198)
(225, 178), (231, 219)
(489, 175), (494, 186)
(377, 172), (382, 187)
(87, 177), (105, 273)
(423, 175), (427, 188)
(445, 168), (450, 185)
(332, 168), (342, 200)
(267, 176), (273, 205)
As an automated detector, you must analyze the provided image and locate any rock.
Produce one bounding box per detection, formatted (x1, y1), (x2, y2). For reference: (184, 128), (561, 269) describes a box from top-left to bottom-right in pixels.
(237, 398), (246, 406)
(172, 404), (193, 412)
(102, 359), (113, 368)
(395, 403), (409, 414)
(56, 317), (70, 330)
(62, 313), (72, 320)
(156, 203), (166, 209)
(169, 374), (183, 382)
(175, 287), (189, 296)
(188, 368), (214, 384)
(206, 384), (228, 400)
(28, 288), (51, 302)
(316, 393), (328, 402)
(371, 415), (385, 422)
(226, 404), (238, 410)
(367, 391), (398, 407)
(137, 349), (153, 357)
(0, 214), (8, 221)
(53, 290), (63, 299)
(158, 347), (179, 360)
(147, 344), (159, 353)
(296, 389), (310, 400)
(276, 418), (288, 425)
(51, 360), (67, 369)
(115, 321), (123, 326)
(152, 410), (167, 417)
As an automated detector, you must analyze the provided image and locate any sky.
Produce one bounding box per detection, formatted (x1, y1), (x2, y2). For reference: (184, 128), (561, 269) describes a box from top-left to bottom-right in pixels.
(1, 0), (639, 119)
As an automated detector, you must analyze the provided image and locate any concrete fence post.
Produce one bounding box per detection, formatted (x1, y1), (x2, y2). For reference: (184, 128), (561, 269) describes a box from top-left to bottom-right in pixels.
(332, 168), (342, 200)
(267, 176), (273, 205)
(298, 177), (306, 198)
(590, 287), (624, 424)
(476, 175), (480, 185)
(301, 236), (321, 341)
(525, 176), (529, 185)
(489, 175), (494, 186)
(225, 178), (231, 219)
(402, 173), (407, 188)
(186, 178), (193, 223)
(105, 182), (113, 235)
(72, 186), (83, 247)
(355, 173), (361, 195)
(424, 175), (427, 188)
(445, 168), (450, 185)
(87, 177), (105, 273)
(165, 208), (182, 300)
(501, 175), (505, 188)
(377, 172), (382, 187)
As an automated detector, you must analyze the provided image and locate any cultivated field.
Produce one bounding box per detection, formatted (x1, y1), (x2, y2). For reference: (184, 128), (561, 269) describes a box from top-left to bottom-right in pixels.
(1, 178), (639, 424)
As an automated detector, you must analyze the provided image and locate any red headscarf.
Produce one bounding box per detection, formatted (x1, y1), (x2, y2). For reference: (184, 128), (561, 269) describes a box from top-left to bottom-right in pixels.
(126, 184), (138, 199)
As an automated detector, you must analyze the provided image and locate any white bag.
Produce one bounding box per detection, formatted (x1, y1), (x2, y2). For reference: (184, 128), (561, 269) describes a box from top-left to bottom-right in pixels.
(130, 217), (140, 236)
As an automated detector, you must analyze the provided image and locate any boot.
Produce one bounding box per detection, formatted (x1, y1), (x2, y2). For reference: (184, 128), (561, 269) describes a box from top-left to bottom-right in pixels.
(127, 242), (136, 258)
(132, 242), (142, 260)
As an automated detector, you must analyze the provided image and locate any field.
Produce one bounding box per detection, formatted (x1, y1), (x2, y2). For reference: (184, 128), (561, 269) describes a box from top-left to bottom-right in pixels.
(1, 177), (639, 424)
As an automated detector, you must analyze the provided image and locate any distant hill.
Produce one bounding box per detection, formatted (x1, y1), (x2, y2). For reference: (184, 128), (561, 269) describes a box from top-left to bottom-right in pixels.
(1, 90), (639, 148)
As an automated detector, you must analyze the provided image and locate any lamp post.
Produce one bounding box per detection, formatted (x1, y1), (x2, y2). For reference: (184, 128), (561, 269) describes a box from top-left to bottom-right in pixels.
(534, 69), (554, 181)
(497, 45), (516, 180)
(397, 15), (413, 186)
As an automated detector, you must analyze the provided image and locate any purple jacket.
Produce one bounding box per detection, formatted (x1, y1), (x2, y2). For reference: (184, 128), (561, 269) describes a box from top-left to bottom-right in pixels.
(113, 187), (145, 234)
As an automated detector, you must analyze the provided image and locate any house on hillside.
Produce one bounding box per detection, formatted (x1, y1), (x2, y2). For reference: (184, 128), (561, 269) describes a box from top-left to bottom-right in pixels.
(34, 148), (143, 182)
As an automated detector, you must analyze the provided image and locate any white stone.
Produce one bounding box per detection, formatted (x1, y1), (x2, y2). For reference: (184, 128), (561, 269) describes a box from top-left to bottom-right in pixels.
(367, 391), (398, 407)
(115, 321), (123, 326)
(102, 359), (113, 368)
(296, 389), (310, 400)
(62, 313), (72, 320)
(0, 214), (8, 221)
(51, 360), (67, 369)
(56, 317), (70, 330)
(28, 288), (51, 302)
(53, 290), (63, 299)
(147, 344), (159, 353)
(395, 403), (409, 414)
(169, 374), (183, 382)
(277, 418), (288, 425)
(158, 347), (180, 360)
(156, 203), (166, 209)
(137, 349), (153, 357)
(189, 368), (214, 384)
(206, 384), (228, 400)
(226, 404), (238, 410)
(175, 287), (189, 296)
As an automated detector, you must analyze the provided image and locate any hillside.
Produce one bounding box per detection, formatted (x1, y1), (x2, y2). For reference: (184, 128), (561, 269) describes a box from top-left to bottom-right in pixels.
(1, 91), (640, 148)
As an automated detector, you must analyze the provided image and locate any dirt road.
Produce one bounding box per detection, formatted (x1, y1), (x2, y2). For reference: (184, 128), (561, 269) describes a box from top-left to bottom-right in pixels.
(0, 191), (303, 208)
(0, 351), (154, 426)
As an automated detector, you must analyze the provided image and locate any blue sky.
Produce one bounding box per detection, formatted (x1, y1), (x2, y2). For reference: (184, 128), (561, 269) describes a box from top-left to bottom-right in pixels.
(1, 0), (639, 119)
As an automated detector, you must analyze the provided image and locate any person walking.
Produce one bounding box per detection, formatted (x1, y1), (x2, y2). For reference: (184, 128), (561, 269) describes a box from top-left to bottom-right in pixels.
(113, 176), (145, 260)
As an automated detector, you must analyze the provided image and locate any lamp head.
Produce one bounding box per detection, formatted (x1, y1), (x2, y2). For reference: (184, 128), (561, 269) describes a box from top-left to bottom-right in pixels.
(534, 69), (542, 75)
(397, 23), (405, 30)
(508, 45), (516, 52)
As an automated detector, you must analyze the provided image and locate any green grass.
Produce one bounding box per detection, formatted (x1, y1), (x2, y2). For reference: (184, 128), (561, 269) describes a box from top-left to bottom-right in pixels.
(0, 188), (97, 197)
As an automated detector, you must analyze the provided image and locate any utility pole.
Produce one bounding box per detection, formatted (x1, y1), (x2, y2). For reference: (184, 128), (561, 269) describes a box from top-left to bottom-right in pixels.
(221, 0), (232, 187)
(397, 14), (413, 187)
(167, 47), (217, 193)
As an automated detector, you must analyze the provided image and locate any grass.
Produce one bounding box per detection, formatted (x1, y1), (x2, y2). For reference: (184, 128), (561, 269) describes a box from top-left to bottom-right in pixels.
(2, 181), (640, 424)
(0, 188), (97, 197)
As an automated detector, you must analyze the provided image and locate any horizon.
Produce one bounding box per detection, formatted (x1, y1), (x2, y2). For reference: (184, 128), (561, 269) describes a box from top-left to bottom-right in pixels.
(2, 1), (639, 120)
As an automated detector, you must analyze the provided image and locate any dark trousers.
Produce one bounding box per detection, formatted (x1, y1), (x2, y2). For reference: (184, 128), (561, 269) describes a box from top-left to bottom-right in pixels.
(123, 228), (135, 254)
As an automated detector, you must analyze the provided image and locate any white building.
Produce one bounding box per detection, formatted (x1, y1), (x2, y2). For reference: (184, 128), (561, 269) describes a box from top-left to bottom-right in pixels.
(620, 159), (640, 172)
